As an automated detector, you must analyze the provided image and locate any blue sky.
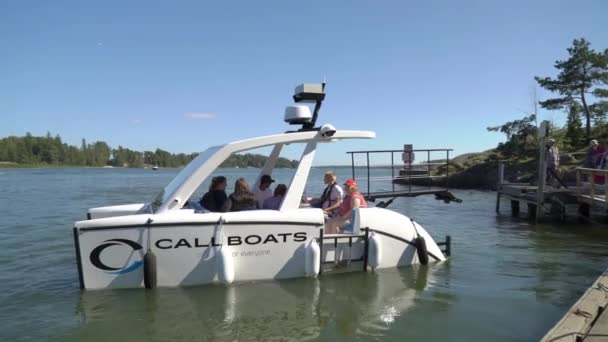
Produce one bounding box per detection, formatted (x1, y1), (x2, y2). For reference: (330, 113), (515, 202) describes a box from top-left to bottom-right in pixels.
(1, 1), (607, 165)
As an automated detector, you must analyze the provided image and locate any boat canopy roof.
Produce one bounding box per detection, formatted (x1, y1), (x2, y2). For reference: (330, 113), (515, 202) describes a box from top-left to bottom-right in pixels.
(154, 129), (375, 213)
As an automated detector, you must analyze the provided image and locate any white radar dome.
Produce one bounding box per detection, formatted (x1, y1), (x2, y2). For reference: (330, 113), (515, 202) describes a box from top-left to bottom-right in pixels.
(284, 105), (312, 125)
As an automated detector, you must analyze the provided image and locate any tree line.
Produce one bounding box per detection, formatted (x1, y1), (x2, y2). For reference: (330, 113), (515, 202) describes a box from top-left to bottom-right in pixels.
(0, 133), (298, 168)
(488, 38), (608, 158)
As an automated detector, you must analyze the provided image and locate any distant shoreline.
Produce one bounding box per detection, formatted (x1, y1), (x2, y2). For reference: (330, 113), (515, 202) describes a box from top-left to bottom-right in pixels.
(0, 163), (174, 169)
(0, 164), (303, 170)
(0, 164), (393, 169)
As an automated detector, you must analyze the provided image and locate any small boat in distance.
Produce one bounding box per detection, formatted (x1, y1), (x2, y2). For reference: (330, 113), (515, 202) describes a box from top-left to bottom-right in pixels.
(72, 83), (449, 290)
(152, 166), (159, 170)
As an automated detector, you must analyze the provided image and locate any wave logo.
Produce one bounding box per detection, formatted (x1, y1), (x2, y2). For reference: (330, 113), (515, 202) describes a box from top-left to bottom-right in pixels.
(89, 239), (143, 275)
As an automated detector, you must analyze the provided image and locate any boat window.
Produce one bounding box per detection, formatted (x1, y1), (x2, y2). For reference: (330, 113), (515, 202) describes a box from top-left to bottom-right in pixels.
(151, 145), (223, 213)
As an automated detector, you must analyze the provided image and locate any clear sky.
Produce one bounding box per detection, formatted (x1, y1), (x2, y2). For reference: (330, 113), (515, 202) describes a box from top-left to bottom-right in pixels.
(1, 1), (607, 165)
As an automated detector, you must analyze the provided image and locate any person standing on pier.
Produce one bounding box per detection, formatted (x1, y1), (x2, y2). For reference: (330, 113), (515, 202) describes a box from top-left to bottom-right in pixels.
(584, 139), (600, 168)
(545, 139), (560, 187)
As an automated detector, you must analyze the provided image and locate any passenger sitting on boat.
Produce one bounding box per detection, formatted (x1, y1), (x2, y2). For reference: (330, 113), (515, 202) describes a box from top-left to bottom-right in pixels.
(263, 184), (287, 210)
(307, 171), (343, 218)
(199, 176), (228, 212)
(226, 177), (258, 211)
(325, 179), (367, 234)
(253, 174), (275, 208)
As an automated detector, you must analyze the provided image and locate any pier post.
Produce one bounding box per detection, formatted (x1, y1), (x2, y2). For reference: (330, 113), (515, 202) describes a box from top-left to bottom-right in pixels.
(510, 200), (520, 217)
(536, 120), (549, 222)
(579, 203), (590, 218)
(496, 161), (504, 213)
(527, 203), (537, 221)
(496, 193), (501, 213)
(498, 161), (505, 185)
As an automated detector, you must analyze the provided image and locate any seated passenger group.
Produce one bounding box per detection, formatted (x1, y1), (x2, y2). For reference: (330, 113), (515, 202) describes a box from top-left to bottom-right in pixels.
(199, 174), (286, 212)
(199, 172), (367, 234)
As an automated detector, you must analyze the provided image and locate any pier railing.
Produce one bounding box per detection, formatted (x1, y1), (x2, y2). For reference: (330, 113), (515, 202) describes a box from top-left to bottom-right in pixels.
(576, 168), (608, 206)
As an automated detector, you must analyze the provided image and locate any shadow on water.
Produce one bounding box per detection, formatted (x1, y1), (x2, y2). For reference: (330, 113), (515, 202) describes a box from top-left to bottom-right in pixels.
(56, 264), (442, 341)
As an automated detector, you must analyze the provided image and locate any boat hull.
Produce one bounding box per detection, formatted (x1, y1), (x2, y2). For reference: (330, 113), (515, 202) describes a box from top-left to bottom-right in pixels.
(73, 208), (445, 290)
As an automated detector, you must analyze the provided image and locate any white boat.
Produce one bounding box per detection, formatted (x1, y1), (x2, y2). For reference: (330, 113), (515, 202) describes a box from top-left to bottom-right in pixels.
(73, 83), (448, 290)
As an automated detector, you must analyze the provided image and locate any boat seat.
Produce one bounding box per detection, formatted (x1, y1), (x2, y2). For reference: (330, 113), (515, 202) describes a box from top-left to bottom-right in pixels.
(342, 208), (360, 234)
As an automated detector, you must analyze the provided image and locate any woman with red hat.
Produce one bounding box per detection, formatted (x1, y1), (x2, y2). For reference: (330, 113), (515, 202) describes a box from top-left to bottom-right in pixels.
(326, 178), (367, 234)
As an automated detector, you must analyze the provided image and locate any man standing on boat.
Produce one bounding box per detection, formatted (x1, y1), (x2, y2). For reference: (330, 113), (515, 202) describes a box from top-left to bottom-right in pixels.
(253, 174), (274, 208)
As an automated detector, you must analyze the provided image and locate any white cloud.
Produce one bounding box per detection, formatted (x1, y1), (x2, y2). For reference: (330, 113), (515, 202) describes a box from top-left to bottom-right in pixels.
(131, 119), (142, 124)
(185, 113), (216, 120)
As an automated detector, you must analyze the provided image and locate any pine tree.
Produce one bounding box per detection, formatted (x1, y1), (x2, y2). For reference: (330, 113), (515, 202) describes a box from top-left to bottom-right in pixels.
(565, 104), (584, 149)
(535, 38), (608, 141)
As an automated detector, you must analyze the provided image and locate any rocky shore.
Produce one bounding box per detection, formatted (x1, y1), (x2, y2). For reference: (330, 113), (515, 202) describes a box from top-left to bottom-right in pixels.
(394, 150), (586, 190)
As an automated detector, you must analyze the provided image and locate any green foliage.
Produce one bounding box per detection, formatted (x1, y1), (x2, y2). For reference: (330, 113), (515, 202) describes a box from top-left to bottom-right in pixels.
(535, 38), (608, 140)
(565, 104), (584, 149)
(487, 114), (538, 158)
(220, 153), (298, 168)
(0, 133), (298, 168)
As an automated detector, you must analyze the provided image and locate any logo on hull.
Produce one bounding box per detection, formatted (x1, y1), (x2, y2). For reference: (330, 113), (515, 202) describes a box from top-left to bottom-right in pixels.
(89, 239), (143, 274)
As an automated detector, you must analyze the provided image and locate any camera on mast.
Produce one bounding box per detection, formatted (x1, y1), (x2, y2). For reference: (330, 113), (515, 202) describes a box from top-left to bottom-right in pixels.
(283, 82), (326, 130)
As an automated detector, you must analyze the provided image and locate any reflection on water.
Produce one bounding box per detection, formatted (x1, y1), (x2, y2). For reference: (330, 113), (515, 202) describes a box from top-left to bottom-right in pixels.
(1, 168), (608, 341)
(65, 265), (438, 342)
(62, 265), (459, 341)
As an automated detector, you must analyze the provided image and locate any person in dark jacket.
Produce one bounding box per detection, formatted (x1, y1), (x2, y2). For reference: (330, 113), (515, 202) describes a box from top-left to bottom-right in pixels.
(584, 139), (600, 168)
(199, 176), (228, 212)
(226, 178), (258, 211)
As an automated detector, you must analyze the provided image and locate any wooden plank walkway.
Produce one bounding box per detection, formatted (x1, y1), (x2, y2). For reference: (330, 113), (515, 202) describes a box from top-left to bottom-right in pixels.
(541, 269), (608, 341)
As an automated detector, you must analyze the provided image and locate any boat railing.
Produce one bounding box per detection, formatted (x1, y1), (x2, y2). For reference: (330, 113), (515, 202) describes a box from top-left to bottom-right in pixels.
(315, 228), (451, 274)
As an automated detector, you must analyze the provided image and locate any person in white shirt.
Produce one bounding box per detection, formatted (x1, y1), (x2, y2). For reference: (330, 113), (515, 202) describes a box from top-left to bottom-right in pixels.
(253, 174), (274, 208)
(308, 171), (343, 218)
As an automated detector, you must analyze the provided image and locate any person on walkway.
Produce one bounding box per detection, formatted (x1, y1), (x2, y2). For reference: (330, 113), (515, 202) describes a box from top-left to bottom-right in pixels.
(307, 171), (343, 218)
(263, 184), (287, 210)
(226, 178), (258, 211)
(545, 139), (560, 187)
(584, 139), (600, 168)
(253, 174), (274, 208)
(325, 179), (367, 234)
(199, 176), (228, 212)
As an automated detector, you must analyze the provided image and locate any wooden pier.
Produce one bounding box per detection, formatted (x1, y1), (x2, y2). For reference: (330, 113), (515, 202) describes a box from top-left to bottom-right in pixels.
(541, 269), (608, 341)
(496, 164), (608, 222)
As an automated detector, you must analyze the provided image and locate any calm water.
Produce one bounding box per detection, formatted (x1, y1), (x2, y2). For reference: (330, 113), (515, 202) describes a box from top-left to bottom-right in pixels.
(1, 167), (608, 341)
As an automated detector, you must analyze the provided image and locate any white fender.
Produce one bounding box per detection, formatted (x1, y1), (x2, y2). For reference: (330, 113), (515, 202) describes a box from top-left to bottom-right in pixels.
(305, 239), (320, 277)
(368, 232), (382, 270)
